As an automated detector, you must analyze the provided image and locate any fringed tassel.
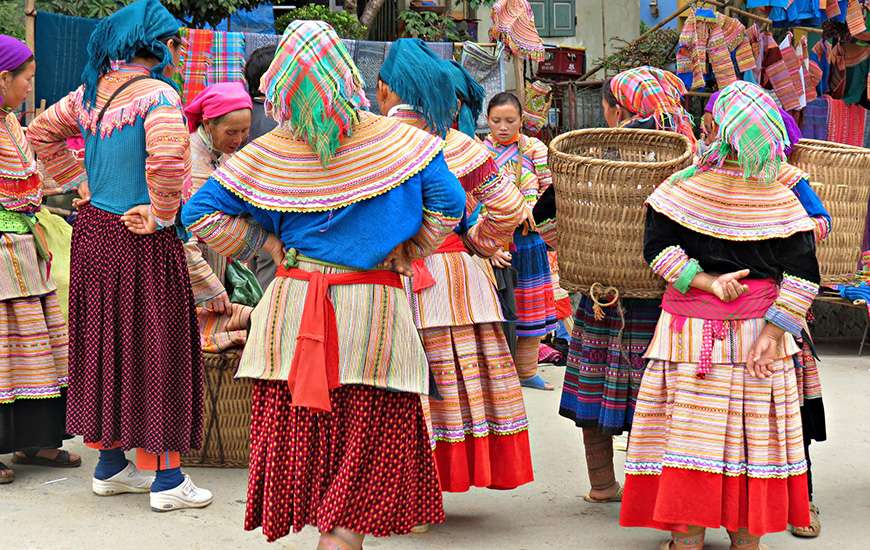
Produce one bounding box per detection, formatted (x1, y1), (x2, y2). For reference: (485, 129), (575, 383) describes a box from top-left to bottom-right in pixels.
(459, 158), (499, 193)
(76, 88), (179, 137)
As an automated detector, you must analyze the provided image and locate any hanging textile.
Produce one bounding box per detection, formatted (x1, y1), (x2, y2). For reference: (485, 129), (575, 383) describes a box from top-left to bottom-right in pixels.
(523, 80), (552, 134)
(209, 31), (246, 85)
(243, 32), (279, 59)
(827, 97), (866, 145)
(179, 28), (213, 103)
(460, 42), (507, 131)
(489, 0), (545, 60)
(800, 97), (830, 140)
(676, 9), (754, 90)
(34, 11), (99, 107)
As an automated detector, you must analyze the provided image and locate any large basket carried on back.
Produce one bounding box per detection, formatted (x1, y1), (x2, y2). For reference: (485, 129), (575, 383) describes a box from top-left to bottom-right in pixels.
(789, 139), (870, 286)
(549, 128), (693, 298)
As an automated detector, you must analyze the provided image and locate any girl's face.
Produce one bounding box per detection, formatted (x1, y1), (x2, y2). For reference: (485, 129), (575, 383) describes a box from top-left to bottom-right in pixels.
(487, 103), (522, 143)
(205, 109), (252, 155)
(1, 60), (35, 110)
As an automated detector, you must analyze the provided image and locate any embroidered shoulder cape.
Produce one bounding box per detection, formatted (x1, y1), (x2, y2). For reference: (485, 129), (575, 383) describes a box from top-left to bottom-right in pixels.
(213, 112), (444, 212)
(0, 112), (41, 212)
(647, 163), (816, 241)
(444, 129), (492, 178)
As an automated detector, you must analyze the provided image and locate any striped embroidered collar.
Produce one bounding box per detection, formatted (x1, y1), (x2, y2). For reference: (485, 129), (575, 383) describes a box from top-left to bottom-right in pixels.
(213, 111), (444, 212)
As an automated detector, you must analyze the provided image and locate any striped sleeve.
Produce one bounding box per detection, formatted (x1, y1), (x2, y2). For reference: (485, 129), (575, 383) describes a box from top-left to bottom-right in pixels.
(184, 240), (227, 305)
(144, 98), (190, 226)
(765, 273), (819, 337)
(649, 245), (702, 294)
(463, 158), (524, 257)
(528, 137), (552, 197)
(27, 90), (88, 192)
(407, 152), (466, 258)
(182, 176), (270, 262)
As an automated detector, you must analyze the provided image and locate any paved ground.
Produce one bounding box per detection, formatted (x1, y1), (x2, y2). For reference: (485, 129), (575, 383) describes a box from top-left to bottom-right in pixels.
(2, 342), (868, 550)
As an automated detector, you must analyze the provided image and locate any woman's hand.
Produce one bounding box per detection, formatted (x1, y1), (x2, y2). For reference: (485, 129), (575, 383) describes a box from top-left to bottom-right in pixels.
(519, 206), (537, 235)
(709, 269), (750, 303)
(200, 291), (231, 315)
(121, 205), (158, 235)
(490, 249), (512, 269)
(746, 327), (782, 379)
(72, 180), (91, 208)
(381, 242), (415, 277)
(262, 234), (285, 268)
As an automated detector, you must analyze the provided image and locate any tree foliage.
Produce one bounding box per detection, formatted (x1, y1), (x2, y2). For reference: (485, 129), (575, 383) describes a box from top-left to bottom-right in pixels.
(398, 10), (469, 42)
(275, 4), (367, 39)
(37, 0), (265, 29)
(0, 1), (25, 40)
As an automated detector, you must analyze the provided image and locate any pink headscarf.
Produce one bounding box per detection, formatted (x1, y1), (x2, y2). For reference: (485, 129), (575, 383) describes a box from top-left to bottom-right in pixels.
(183, 82), (253, 133)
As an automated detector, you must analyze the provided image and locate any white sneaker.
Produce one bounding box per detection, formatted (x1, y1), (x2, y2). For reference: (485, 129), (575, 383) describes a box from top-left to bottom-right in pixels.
(92, 461), (154, 496)
(150, 475), (214, 512)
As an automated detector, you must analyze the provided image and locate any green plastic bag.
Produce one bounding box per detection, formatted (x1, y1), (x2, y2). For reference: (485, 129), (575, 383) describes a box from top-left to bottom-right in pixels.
(225, 260), (264, 307)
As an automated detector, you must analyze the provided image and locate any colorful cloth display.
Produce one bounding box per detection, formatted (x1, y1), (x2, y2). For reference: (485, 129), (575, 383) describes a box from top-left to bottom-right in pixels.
(523, 80), (552, 134)
(677, 9), (755, 90)
(460, 42), (507, 131)
(489, 0), (545, 60)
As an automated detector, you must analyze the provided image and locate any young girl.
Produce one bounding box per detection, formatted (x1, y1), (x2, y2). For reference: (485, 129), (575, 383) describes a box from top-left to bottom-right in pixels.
(484, 92), (557, 391)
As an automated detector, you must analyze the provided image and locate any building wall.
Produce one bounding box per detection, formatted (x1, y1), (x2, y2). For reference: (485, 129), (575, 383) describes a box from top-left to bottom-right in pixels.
(475, 0), (640, 91)
(640, 0), (680, 29)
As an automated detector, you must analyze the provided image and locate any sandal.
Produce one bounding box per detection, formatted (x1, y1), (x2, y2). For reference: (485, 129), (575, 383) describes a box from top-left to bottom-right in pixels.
(790, 503), (821, 538)
(583, 484), (623, 503)
(13, 449), (82, 468)
(520, 374), (554, 391)
(318, 534), (355, 550)
(0, 462), (13, 484)
(410, 524), (430, 534)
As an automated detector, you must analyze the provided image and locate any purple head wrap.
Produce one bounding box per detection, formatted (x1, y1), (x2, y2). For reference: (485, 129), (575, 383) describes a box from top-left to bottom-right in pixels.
(0, 35), (33, 73)
(705, 89), (801, 155)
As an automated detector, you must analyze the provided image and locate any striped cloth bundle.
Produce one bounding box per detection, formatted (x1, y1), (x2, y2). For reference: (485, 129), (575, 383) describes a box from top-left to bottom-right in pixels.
(180, 28), (213, 103)
(209, 31), (246, 85)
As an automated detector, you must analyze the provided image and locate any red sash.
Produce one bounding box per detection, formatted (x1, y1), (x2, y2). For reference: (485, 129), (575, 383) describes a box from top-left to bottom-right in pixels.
(276, 265), (402, 412)
(411, 233), (469, 293)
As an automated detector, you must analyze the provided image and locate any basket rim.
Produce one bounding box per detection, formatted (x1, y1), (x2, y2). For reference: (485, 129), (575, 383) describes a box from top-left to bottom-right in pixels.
(793, 139), (870, 153)
(548, 128), (694, 170)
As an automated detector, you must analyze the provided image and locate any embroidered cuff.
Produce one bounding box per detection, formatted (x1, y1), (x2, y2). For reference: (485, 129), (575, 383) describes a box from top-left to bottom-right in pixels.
(814, 217), (831, 242)
(150, 206), (176, 230)
(765, 273), (819, 337)
(674, 258), (702, 294)
(650, 245), (699, 288)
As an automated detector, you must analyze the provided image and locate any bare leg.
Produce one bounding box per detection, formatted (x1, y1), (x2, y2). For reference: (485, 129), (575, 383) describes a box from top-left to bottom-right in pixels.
(666, 526), (705, 550)
(728, 528), (762, 550)
(317, 528), (364, 550)
(582, 427), (619, 501)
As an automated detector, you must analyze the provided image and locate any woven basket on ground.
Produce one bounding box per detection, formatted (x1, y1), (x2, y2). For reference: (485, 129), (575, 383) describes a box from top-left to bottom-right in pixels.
(789, 139), (870, 286)
(182, 351), (252, 468)
(549, 128), (693, 298)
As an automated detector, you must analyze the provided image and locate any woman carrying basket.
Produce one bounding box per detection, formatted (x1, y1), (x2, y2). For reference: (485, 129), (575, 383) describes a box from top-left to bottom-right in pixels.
(552, 66), (697, 503)
(620, 80), (816, 549)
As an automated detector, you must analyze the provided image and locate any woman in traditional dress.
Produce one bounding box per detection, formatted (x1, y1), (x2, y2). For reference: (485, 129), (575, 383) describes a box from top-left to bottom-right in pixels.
(181, 21), (465, 549)
(484, 92), (557, 390)
(29, 0), (211, 511)
(555, 66), (696, 503)
(620, 80), (816, 549)
(0, 35), (77, 484)
(182, 82), (254, 353)
(703, 92), (829, 539)
(377, 38), (533, 493)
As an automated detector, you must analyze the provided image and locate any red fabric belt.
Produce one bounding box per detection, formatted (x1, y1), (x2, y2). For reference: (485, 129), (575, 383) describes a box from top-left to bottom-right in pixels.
(275, 265), (402, 412)
(411, 233), (468, 293)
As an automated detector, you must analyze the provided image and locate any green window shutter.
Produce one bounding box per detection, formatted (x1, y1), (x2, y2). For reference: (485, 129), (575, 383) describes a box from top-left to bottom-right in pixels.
(529, 0), (549, 37)
(549, 0), (575, 37)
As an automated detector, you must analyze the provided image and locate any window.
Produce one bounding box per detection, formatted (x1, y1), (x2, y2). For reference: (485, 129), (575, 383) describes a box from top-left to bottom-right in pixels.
(529, 0), (576, 38)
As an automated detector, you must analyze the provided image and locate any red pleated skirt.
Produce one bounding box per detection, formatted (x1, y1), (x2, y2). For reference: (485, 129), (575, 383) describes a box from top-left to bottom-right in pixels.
(433, 430), (534, 492)
(245, 381), (445, 542)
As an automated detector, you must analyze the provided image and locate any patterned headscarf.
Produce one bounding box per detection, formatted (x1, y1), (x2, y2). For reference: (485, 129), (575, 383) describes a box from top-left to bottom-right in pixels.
(379, 38), (457, 137)
(694, 80), (788, 182)
(706, 89), (800, 156)
(80, 0), (179, 109)
(261, 20), (368, 163)
(609, 66), (696, 146)
(446, 60), (485, 138)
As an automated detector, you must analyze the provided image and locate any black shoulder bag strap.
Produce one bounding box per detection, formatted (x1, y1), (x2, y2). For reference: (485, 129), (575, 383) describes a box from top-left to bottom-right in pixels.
(94, 75), (152, 129)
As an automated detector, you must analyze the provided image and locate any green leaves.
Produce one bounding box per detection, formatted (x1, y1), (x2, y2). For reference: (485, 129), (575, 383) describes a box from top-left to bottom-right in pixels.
(0, 1), (25, 40)
(275, 4), (368, 39)
(398, 10), (469, 43)
(38, 0), (266, 29)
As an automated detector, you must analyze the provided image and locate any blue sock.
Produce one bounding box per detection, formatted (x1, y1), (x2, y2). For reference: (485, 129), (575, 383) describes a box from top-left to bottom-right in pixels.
(151, 467), (184, 492)
(94, 449), (127, 480)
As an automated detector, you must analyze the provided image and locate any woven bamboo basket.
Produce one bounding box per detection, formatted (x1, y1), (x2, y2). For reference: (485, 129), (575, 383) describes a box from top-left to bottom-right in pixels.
(549, 128), (694, 298)
(181, 352), (252, 468)
(788, 139), (870, 285)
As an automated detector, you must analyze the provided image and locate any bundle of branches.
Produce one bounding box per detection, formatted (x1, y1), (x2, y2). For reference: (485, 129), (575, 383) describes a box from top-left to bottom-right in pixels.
(595, 25), (680, 75)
